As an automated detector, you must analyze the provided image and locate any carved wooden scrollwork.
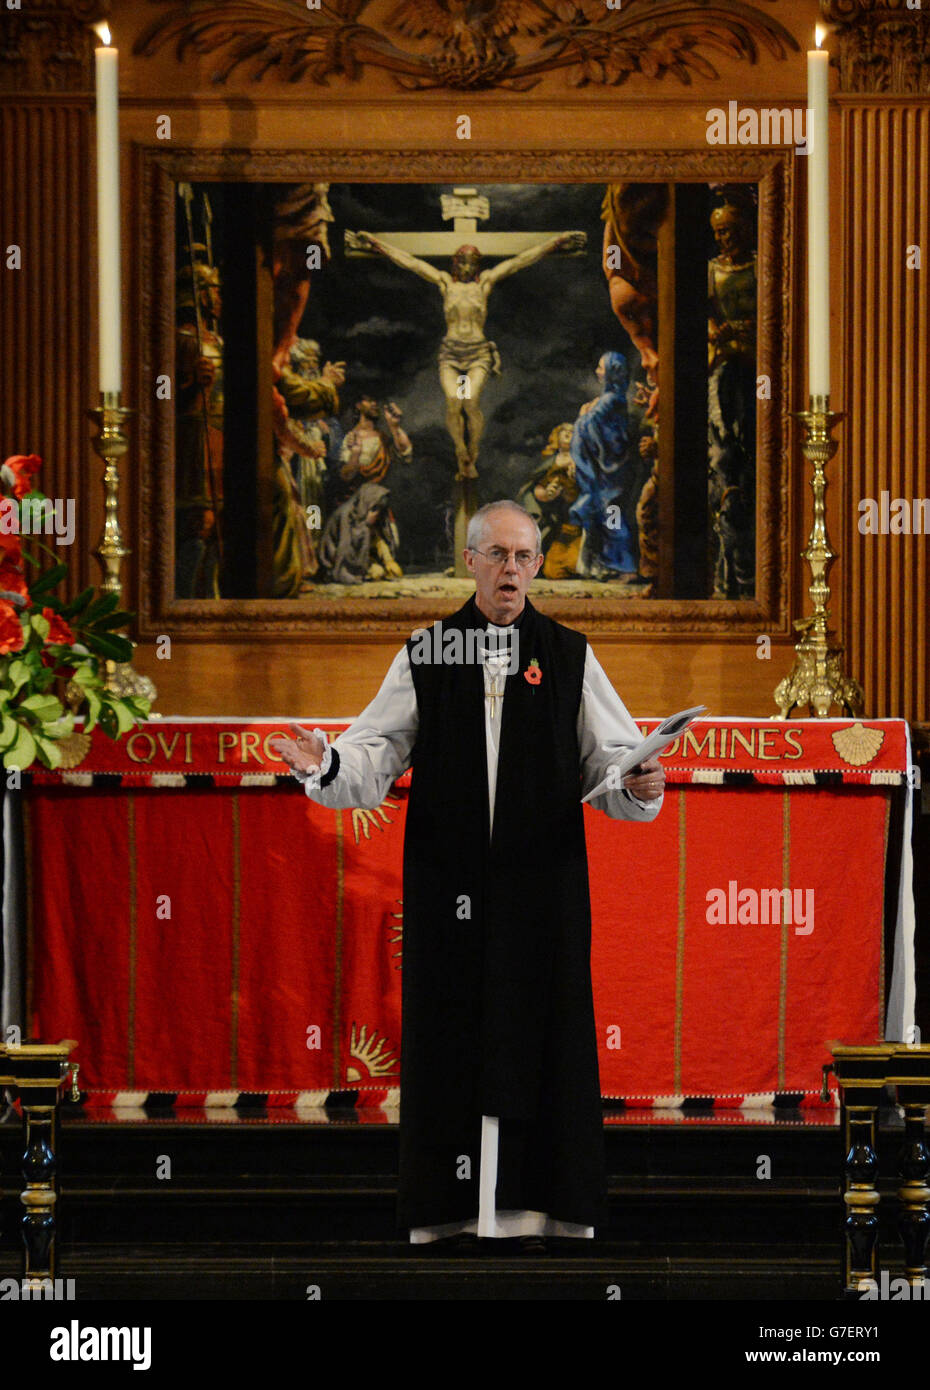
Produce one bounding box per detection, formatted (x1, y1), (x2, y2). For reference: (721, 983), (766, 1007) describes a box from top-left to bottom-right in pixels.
(0, 0), (98, 93)
(133, 0), (799, 92)
(822, 0), (930, 94)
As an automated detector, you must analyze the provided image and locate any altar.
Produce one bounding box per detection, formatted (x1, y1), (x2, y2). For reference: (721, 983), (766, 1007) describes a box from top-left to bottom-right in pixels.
(11, 715), (914, 1109)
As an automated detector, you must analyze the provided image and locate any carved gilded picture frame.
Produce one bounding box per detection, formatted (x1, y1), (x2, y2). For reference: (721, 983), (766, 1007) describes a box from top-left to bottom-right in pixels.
(137, 147), (793, 638)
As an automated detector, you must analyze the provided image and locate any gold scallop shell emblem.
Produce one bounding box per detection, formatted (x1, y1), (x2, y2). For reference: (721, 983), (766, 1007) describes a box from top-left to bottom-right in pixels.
(54, 732), (92, 770)
(831, 722), (885, 767)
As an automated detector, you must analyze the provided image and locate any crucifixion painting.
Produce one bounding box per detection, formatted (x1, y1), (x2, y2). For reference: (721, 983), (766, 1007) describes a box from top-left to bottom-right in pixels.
(173, 178), (763, 604)
(345, 189), (585, 481)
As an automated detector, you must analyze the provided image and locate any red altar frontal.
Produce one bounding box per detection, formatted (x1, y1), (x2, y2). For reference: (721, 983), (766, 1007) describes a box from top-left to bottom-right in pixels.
(25, 717), (915, 1108)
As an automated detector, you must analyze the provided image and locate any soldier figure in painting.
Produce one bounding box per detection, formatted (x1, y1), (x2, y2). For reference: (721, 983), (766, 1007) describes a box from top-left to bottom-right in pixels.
(707, 198), (758, 599)
(175, 252), (224, 599)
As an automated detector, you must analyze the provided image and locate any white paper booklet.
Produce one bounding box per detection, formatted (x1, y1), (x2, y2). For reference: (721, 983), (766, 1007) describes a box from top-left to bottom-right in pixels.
(581, 706), (708, 804)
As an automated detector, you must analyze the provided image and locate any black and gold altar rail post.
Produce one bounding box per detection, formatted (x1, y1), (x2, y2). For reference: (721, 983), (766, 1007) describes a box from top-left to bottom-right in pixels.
(0, 1040), (78, 1291)
(828, 1044), (930, 1299)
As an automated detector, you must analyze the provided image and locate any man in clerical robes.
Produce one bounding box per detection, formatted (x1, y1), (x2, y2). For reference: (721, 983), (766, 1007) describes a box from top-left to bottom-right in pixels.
(271, 500), (665, 1249)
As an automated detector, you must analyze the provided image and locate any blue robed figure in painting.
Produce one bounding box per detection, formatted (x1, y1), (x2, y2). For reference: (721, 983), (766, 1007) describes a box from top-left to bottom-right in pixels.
(569, 350), (637, 580)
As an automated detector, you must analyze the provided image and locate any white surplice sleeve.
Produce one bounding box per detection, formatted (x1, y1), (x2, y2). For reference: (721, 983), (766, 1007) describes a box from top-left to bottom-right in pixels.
(293, 646), (417, 810)
(578, 645), (664, 822)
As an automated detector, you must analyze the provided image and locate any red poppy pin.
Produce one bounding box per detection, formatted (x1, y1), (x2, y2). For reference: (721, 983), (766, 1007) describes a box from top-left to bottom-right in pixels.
(524, 658), (542, 686)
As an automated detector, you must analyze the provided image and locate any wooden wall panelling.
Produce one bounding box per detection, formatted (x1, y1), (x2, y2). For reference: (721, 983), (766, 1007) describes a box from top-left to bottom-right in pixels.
(828, 0), (930, 721)
(841, 101), (929, 720)
(1, 98), (94, 596)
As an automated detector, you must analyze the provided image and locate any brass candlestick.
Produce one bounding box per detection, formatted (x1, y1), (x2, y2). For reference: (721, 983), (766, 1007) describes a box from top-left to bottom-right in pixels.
(87, 392), (157, 702)
(774, 394), (863, 719)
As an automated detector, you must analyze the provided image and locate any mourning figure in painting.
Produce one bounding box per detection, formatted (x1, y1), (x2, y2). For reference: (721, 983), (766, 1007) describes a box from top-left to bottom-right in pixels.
(318, 481), (400, 586)
(318, 396), (412, 584)
(516, 423), (582, 579)
(568, 352), (637, 581)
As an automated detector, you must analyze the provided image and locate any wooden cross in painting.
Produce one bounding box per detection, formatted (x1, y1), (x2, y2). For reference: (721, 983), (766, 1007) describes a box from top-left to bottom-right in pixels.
(345, 188), (585, 574)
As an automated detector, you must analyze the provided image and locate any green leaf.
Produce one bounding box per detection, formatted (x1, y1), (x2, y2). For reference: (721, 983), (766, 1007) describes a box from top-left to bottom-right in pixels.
(30, 612), (49, 642)
(70, 662), (99, 688)
(81, 592), (120, 624)
(60, 587), (95, 620)
(27, 563), (68, 598)
(31, 666), (55, 691)
(84, 688), (102, 732)
(88, 610), (133, 632)
(3, 724), (36, 772)
(34, 735), (62, 770)
(44, 712), (74, 739)
(107, 699), (137, 735)
(0, 712), (17, 750)
(80, 630), (133, 663)
(19, 693), (63, 721)
(97, 703), (118, 739)
(123, 696), (152, 720)
(7, 660), (30, 695)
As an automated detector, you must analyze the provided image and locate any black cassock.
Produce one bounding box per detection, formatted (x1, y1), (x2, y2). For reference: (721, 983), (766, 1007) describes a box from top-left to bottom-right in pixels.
(397, 597), (608, 1233)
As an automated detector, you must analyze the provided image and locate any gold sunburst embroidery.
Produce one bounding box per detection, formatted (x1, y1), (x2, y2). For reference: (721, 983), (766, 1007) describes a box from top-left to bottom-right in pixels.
(832, 723), (885, 767)
(345, 1022), (399, 1083)
(388, 899), (403, 971)
(351, 796), (399, 845)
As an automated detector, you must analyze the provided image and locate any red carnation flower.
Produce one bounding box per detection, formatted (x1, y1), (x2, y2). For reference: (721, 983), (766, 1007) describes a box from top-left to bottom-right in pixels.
(42, 606), (74, 645)
(40, 650), (74, 677)
(0, 527), (22, 565)
(0, 600), (25, 655)
(0, 559), (30, 606)
(2, 454), (42, 500)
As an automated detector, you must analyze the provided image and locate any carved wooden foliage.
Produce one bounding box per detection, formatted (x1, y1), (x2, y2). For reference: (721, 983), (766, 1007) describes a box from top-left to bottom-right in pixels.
(0, 0), (98, 93)
(133, 0), (799, 92)
(823, 0), (930, 95)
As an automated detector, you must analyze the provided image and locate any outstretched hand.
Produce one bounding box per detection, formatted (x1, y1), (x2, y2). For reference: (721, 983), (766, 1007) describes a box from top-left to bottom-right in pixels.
(269, 723), (327, 775)
(623, 754), (665, 801)
(345, 229), (378, 253)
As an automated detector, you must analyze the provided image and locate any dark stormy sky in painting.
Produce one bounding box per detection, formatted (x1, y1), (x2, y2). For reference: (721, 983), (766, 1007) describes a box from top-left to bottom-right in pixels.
(300, 183), (636, 569)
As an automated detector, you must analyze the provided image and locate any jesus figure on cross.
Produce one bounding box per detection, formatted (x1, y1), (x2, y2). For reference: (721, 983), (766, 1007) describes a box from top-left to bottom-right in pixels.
(344, 227), (586, 479)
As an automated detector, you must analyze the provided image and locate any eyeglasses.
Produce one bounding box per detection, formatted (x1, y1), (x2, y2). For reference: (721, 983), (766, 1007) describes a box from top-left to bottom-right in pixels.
(469, 547), (539, 568)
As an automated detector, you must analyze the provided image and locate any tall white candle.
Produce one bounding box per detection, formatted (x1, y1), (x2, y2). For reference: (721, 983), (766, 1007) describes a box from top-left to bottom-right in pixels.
(94, 24), (121, 395)
(807, 27), (830, 400)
